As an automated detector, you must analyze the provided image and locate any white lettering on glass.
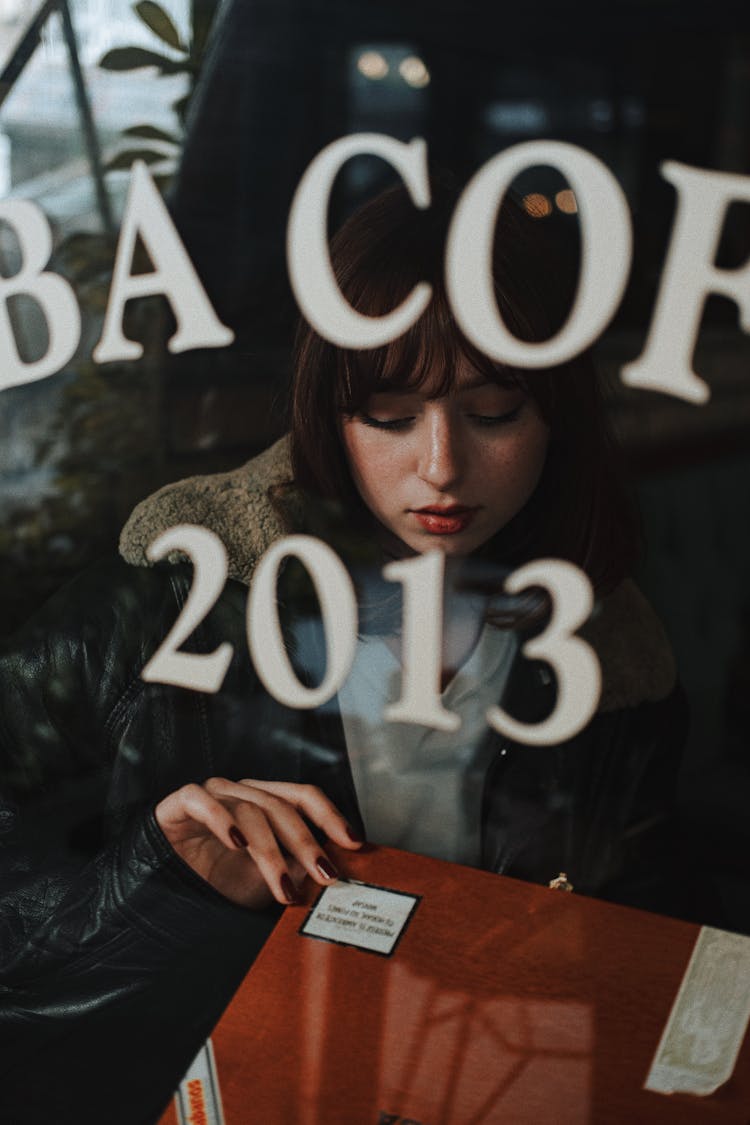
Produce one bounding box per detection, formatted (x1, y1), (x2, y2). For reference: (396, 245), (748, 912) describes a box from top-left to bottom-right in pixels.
(246, 534), (357, 709)
(93, 161), (234, 363)
(141, 525), (234, 693)
(286, 133), (432, 348)
(623, 161), (750, 404)
(0, 199), (81, 391)
(486, 558), (601, 745)
(383, 550), (461, 732)
(0, 142), (741, 408)
(446, 140), (632, 368)
(142, 529), (600, 744)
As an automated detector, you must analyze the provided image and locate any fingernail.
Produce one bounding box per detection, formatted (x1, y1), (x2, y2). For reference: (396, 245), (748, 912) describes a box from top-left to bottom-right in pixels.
(281, 874), (299, 904)
(346, 824), (364, 844)
(229, 825), (248, 849)
(316, 855), (338, 880)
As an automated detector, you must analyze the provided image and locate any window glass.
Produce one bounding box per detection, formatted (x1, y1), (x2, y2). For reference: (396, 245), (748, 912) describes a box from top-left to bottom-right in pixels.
(2, 3), (750, 1120)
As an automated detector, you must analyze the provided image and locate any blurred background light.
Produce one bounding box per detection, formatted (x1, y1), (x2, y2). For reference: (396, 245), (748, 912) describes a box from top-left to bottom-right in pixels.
(589, 97), (613, 130)
(522, 192), (552, 218)
(555, 188), (577, 213)
(399, 55), (430, 88)
(357, 50), (389, 80)
(483, 100), (548, 135)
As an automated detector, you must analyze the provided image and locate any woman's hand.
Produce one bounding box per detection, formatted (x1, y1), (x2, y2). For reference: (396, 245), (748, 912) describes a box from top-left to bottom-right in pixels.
(155, 778), (363, 909)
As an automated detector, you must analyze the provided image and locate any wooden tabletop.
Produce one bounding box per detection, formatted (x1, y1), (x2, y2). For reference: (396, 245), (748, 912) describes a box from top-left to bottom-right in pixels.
(160, 846), (750, 1125)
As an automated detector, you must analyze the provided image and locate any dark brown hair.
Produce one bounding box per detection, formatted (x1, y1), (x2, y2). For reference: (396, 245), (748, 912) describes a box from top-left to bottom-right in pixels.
(290, 180), (638, 595)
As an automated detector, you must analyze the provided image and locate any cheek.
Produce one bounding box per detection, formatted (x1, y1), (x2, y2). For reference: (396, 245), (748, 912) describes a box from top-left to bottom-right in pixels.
(340, 425), (396, 504)
(520, 430), (549, 491)
(341, 423), (368, 483)
(486, 426), (549, 508)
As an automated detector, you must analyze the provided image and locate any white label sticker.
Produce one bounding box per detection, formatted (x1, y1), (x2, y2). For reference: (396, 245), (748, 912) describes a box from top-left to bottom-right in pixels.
(299, 879), (420, 956)
(644, 925), (750, 1096)
(173, 1039), (225, 1125)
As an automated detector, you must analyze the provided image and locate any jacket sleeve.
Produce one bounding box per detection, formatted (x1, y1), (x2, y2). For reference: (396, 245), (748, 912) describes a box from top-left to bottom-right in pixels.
(0, 559), (280, 1125)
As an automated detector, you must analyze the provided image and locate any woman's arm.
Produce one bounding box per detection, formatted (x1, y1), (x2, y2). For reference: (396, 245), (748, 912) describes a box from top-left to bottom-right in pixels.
(0, 802), (282, 1124)
(0, 558), (360, 1123)
(0, 559), (279, 974)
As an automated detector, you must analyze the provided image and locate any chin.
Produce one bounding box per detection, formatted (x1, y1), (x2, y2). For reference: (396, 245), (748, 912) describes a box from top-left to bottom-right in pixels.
(407, 532), (488, 558)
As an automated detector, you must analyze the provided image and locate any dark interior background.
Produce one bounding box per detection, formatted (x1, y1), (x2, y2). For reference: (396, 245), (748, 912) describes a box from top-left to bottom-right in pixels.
(1, 0), (750, 929)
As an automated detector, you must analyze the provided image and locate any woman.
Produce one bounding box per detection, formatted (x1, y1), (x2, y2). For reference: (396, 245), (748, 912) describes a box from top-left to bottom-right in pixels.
(0, 184), (686, 1123)
(141, 182), (684, 908)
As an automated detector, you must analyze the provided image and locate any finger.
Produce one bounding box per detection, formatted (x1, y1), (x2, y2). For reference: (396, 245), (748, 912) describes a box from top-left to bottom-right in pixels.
(156, 783), (250, 854)
(286, 856), (307, 886)
(206, 780), (343, 886)
(157, 785), (300, 906)
(230, 802), (304, 906)
(235, 780), (364, 849)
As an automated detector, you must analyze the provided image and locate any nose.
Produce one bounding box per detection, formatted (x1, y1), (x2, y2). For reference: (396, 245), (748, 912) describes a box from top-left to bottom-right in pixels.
(416, 407), (463, 491)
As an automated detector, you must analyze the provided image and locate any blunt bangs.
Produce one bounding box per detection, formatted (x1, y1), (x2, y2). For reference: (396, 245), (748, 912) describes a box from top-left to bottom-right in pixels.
(335, 284), (527, 417)
(327, 185), (550, 415)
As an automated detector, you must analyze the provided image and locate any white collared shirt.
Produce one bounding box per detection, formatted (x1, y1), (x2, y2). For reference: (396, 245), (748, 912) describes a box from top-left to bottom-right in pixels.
(337, 622), (517, 866)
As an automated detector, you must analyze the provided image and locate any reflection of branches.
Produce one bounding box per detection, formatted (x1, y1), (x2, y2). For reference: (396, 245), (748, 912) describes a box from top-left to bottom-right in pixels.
(402, 889), (583, 994)
(462, 1054), (532, 1125)
(440, 993), (482, 1125)
(395, 976), (442, 1097)
(387, 969), (591, 1125)
(427, 997), (484, 1028)
(475, 998), (533, 1058)
(477, 1003), (587, 1063)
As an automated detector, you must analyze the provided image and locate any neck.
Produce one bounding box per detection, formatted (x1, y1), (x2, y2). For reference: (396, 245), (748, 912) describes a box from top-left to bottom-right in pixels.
(442, 576), (488, 674)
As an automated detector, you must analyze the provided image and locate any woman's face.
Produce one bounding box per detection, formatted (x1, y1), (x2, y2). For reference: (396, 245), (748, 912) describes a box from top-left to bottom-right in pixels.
(341, 361), (550, 558)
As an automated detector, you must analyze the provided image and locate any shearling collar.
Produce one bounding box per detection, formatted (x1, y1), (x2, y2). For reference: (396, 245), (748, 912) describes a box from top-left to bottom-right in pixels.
(119, 435), (676, 713)
(120, 437), (301, 587)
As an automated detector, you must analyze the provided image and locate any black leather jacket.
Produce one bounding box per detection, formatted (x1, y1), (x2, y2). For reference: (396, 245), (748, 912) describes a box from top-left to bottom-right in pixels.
(0, 446), (688, 1124)
(0, 556), (687, 1125)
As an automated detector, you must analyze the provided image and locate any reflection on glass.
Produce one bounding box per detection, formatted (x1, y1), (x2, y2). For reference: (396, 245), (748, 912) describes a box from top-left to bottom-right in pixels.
(555, 188), (577, 214)
(380, 963), (593, 1124)
(399, 55), (430, 89)
(522, 191), (552, 219)
(357, 50), (389, 81)
(293, 909), (593, 1125)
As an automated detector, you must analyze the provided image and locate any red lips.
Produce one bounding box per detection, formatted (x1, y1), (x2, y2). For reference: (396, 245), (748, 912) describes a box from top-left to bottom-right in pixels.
(412, 505), (477, 534)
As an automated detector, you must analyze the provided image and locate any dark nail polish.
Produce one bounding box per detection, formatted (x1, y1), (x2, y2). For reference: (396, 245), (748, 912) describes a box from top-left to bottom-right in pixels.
(346, 824), (364, 844)
(316, 855), (338, 880)
(281, 874), (299, 904)
(229, 825), (248, 849)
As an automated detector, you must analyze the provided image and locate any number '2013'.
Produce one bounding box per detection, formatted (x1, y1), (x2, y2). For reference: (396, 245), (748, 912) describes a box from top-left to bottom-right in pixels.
(141, 525), (601, 748)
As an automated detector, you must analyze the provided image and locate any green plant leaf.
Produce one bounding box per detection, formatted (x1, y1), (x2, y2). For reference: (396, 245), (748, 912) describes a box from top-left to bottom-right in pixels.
(122, 123), (181, 144)
(134, 1), (185, 51)
(172, 92), (190, 123)
(98, 46), (183, 74)
(104, 148), (169, 171)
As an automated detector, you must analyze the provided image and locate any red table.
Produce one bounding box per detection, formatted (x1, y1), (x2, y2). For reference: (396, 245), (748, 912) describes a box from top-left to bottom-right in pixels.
(159, 846), (750, 1124)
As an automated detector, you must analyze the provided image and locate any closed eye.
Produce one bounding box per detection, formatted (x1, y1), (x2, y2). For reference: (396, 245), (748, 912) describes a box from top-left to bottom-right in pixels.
(357, 413), (415, 431)
(356, 402), (524, 431)
(470, 404), (524, 426)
